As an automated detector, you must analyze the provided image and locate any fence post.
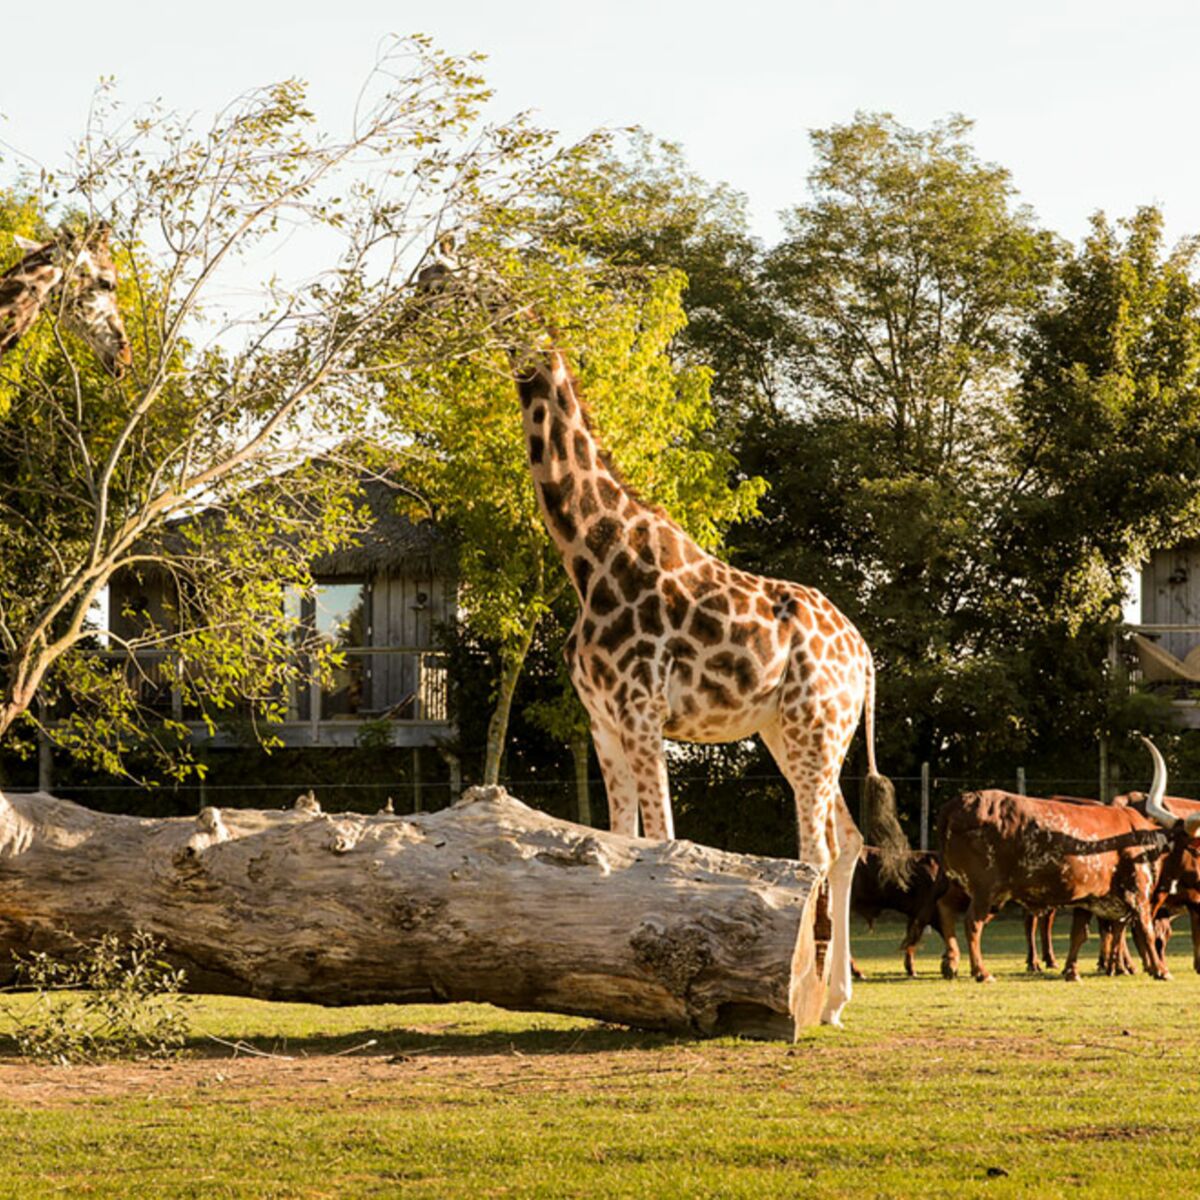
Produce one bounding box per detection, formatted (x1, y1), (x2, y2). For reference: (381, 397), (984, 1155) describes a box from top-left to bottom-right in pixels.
(920, 761), (930, 851)
(1017, 767), (1026, 796)
(1099, 735), (1109, 804)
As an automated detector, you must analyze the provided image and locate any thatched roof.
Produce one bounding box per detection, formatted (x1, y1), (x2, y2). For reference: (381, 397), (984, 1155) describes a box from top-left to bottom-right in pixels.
(142, 469), (456, 584)
(312, 476), (455, 578)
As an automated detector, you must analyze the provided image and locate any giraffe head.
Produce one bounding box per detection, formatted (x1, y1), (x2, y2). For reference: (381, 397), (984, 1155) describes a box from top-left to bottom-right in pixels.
(57, 225), (133, 379)
(10, 224), (133, 378)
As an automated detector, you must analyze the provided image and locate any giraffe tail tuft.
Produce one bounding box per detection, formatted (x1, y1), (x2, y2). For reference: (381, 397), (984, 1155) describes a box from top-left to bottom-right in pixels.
(862, 650), (911, 886)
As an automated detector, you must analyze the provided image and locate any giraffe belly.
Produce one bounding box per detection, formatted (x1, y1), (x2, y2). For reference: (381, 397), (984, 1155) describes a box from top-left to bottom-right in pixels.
(661, 691), (781, 743)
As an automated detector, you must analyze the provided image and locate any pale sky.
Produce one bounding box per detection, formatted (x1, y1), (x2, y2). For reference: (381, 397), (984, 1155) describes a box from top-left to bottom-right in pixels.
(4, 0), (1200, 249)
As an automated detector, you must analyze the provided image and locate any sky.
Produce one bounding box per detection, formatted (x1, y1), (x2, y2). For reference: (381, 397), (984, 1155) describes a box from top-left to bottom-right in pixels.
(5, 0), (1200, 250)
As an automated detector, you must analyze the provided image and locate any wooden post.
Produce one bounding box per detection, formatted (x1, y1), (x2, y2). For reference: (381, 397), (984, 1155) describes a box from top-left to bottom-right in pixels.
(36, 698), (53, 795)
(1017, 767), (1026, 796)
(412, 746), (423, 813)
(309, 677), (321, 745)
(919, 761), (930, 851)
(571, 732), (593, 827)
(439, 749), (462, 803)
(1099, 736), (1110, 804)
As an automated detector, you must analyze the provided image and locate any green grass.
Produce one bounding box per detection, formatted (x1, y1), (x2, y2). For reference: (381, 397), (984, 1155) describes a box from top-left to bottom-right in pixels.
(3, 916), (1199, 1198)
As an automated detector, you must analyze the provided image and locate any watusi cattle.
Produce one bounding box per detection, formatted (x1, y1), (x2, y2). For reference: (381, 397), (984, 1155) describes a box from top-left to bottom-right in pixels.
(938, 738), (1200, 982)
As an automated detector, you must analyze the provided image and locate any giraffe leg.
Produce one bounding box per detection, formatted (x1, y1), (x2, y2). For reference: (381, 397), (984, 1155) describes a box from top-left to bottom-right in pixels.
(628, 736), (673, 842)
(822, 792), (863, 1026)
(760, 714), (851, 1028)
(589, 722), (641, 838)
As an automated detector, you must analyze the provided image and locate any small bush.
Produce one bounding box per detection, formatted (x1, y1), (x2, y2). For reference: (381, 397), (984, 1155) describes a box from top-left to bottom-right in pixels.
(2, 930), (192, 1063)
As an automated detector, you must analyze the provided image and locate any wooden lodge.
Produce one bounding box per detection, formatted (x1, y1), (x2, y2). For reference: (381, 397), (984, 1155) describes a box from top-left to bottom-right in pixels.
(106, 478), (457, 751)
(1128, 539), (1200, 727)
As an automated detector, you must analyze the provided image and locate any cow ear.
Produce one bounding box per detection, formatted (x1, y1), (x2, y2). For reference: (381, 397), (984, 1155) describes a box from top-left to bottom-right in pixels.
(13, 234), (42, 253)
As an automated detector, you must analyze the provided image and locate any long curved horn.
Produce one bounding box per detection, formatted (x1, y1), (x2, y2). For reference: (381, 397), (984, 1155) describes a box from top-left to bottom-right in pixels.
(1140, 736), (1178, 829)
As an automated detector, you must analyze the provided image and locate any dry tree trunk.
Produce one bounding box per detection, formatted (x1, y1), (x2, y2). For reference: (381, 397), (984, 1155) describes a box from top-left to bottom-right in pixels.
(0, 785), (824, 1039)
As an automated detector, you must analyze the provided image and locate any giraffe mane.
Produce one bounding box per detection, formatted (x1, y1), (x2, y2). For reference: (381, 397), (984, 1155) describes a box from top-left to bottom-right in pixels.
(550, 348), (678, 528)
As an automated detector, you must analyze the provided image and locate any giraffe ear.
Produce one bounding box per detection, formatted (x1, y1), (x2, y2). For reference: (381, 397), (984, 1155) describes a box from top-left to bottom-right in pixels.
(12, 234), (42, 253)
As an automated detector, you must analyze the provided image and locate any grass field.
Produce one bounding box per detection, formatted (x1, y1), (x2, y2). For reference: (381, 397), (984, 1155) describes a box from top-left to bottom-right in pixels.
(3, 915), (1200, 1198)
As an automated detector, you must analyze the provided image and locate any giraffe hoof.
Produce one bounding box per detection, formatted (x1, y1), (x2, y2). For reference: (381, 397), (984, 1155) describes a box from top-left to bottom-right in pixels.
(820, 1004), (847, 1028)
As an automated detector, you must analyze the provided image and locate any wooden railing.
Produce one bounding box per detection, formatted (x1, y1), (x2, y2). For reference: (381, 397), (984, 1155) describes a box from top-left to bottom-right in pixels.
(96, 647), (450, 727)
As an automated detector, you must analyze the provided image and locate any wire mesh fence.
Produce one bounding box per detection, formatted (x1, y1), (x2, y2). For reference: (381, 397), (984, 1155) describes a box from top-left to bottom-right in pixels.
(10, 766), (1150, 832)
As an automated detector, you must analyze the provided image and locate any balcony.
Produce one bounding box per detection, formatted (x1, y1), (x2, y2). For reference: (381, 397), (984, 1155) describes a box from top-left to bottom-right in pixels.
(1125, 623), (1200, 728)
(101, 646), (452, 749)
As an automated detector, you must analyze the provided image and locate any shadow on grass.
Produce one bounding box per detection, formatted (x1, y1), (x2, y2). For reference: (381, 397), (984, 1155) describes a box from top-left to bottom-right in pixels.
(184, 1020), (689, 1060)
(0, 1018), (684, 1063)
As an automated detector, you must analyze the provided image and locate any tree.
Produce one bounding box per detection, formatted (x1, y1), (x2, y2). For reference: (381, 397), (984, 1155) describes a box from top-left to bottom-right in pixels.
(1011, 207), (1200, 626)
(536, 132), (782, 421)
(735, 113), (1062, 781)
(0, 38), (555, 779)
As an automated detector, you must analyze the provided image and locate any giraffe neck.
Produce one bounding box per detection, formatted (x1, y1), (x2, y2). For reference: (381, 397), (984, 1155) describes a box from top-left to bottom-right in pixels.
(0, 248), (63, 357)
(517, 349), (703, 603)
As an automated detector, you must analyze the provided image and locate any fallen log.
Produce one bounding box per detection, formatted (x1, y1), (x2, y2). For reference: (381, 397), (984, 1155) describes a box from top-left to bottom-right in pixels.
(0, 785), (824, 1039)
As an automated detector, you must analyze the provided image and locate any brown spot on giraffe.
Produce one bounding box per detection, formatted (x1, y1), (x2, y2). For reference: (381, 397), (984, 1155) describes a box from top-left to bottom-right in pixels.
(689, 607), (724, 646)
(590, 577), (620, 617)
(658, 527), (684, 571)
(572, 556), (593, 597)
(597, 609), (636, 653)
(637, 594), (664, 637)
(586, 517), (622, 562)
(610, 549), (655, 603)
(579, 481), (599, 519)
(548, 417), (569, 462)
(662, 578), (690, 629)
(597, 477), (621, 509)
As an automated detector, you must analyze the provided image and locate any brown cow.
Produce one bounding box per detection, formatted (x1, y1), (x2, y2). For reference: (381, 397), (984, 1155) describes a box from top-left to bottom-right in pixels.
(1126, 792), (1200, 974)
(849, 847), (965, 978)
(939, 738), (1200, 982)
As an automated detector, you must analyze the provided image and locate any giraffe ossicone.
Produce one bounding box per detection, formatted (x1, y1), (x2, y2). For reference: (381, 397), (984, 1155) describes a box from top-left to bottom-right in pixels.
(0, 224), (133, 378)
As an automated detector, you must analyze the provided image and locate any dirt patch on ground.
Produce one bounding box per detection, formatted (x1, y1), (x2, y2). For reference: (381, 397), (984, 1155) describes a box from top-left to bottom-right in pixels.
(0, 1040), (722, 1108)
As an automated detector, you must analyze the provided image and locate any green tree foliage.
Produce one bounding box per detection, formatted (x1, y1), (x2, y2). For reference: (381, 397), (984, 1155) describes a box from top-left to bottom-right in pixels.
(0, 39), (555, 780)
(535, 133), (781, 420)
(1011, 208), (1200, 625)
(734, 114), (1060, 776)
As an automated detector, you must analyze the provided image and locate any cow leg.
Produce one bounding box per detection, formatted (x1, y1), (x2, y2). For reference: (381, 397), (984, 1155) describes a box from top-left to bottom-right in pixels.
(1063, 909), (1089, 982)
(1041, 908), (1058, 970)
(1024, 911), (1041, 973)
(938, 894), (961, 980)
(1190, 908), (1200, 975)
(1114, 924), (1137, 975)
(901, 913), (925, 977)
(850, 957), (865, 982)
(1128, 900), (1171, 981)
(1095, 918), (1113, 975)
(965, 894), (995, 983)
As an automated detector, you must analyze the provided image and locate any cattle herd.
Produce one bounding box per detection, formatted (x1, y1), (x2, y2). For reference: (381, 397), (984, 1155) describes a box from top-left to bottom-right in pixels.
(851, 738), (1200, 982)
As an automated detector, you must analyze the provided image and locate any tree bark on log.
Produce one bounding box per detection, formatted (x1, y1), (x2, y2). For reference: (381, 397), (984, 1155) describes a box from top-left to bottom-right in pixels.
(0, 785), (824, 1039)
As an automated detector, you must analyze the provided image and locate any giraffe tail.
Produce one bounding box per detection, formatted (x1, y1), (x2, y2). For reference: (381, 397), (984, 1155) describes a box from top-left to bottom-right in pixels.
(861, 652), (911, 886)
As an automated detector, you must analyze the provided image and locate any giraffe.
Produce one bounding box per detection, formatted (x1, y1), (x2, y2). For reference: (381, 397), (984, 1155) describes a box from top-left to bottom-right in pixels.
(509, 338), (899, 1028)
(0, 224), (133, 377)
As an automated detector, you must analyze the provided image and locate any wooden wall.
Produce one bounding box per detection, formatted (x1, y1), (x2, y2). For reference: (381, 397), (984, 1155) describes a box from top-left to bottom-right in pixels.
(108, 562), (457, 721)
(365, 565), (455, 715)
(1141, 541), (1200, 659)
